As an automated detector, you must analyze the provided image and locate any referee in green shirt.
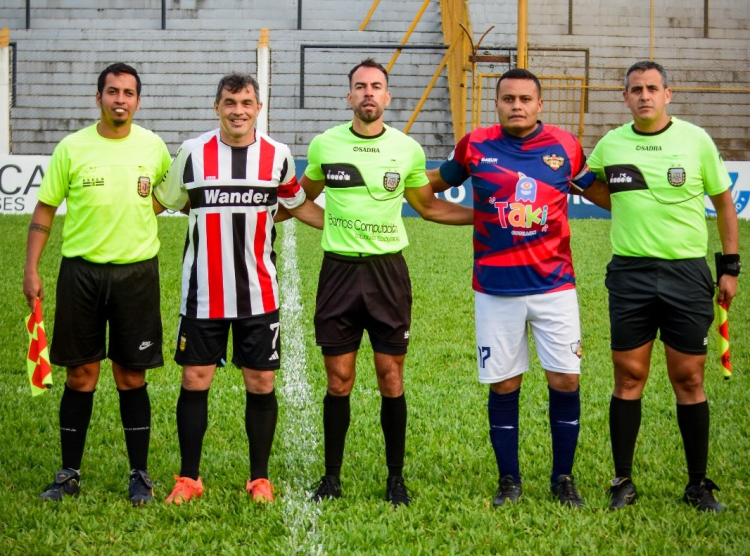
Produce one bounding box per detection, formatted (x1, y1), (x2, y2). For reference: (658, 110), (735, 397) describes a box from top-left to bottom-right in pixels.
(587, 60), (739, 512)
(24, 63), (171, 505)
(299, 58), (472, 507)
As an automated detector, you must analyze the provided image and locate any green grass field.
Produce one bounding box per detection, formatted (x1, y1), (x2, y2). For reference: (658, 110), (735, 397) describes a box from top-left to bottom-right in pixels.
(1, 214), (748, 555)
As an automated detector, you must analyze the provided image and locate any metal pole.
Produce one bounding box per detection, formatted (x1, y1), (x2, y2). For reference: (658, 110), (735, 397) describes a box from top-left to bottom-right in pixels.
(386, 0), (431, 73)
(161, 0), (166, 30)
(517, 0), (528, 68)
(26, 0), (31, 30)
(297, 0), (303, 30)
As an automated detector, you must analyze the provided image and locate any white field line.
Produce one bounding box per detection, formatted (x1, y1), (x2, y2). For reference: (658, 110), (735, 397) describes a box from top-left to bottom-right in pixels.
(278, 219), (322, 554)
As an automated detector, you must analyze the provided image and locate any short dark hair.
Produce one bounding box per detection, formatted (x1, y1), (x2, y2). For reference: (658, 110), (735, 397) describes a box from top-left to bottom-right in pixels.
(496, 68), (542, 97)
(625, 60), (668, 90)
(97, 63), (141, 96)
(215, 72), (260, 104)
(348, 58), (389, 88)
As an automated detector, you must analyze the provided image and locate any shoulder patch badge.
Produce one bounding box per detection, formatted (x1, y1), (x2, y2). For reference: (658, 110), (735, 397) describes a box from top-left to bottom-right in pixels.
(543, 154), (565, 170)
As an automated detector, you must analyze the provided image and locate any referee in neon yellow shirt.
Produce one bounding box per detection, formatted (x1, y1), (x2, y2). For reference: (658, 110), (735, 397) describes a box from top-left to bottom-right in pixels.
(23, 63), (171, 505)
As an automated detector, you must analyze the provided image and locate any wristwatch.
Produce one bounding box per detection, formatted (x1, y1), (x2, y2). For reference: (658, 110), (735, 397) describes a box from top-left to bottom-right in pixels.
(720, 254), (742, 276)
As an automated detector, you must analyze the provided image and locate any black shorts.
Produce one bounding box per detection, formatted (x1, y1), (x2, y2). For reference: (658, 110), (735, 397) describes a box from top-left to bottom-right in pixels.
(50, 256), (163, 369)
(314, 251), (412, 356)
(605, 256), (714, 354)
(174, 310), (281, 370)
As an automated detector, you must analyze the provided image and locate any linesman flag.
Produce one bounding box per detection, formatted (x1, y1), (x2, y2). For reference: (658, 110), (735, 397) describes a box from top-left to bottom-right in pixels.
(26, 298), (53, 395)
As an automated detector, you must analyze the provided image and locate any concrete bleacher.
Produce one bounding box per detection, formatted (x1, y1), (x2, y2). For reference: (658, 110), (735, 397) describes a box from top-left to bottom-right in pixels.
(5, 0), (749, 160)
(6, 0), (451, 157)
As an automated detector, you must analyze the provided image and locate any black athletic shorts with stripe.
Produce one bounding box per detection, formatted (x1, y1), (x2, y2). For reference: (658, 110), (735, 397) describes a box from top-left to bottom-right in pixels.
(605, 255), (715, 355)
(314, 251), (412, 356)
(50, 256), (163, 369)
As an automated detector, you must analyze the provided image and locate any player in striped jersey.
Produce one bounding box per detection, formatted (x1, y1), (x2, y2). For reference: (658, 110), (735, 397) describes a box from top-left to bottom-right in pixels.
(154, 73), (323, 505)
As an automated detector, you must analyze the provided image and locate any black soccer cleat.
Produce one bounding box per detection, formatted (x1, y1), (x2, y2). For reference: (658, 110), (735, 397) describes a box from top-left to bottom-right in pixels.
(683, 478), (725, 513)
(129, 469), (155, 506)
(493, 475), (522, 507)
(310, 475), (342, 502)
(551, 474), (584, 508)
(38, 469), (80, 501)
(608, 477), (638, 510)
(385, 475), (412, 507)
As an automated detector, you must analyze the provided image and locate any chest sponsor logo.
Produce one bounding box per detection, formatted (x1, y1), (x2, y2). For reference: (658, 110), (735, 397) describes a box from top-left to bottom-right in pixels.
(137, 176), (151, 197)
(493, 173), (549, 233)
(321, 163), (365, 188)
(194, 185), (276, 208)
(603, 164), (648, 193)
(480, 157), (498, 164)
(667, 167), (686, 187)
(542, 154), (565, 170)
(353, 146), (380, 153)
(383, 171), (400, 192)
(636, 145), (662, 151)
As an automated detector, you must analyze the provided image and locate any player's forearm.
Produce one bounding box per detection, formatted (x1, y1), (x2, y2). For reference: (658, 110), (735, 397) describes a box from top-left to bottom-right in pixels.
(25, 202), (56, 272)
(289, 200), (325, 230)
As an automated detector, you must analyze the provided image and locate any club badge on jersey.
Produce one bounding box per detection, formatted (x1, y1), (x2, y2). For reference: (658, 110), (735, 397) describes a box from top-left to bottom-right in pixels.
(542, 154), (565, 171)
(668, 167), (686, 187)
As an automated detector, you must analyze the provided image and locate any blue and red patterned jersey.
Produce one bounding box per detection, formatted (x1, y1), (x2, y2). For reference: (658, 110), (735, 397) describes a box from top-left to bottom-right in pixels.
(439, 122), (593, 296)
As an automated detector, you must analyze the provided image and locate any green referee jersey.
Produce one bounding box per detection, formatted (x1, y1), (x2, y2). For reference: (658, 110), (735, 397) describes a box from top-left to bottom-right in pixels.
(305, 122), (428, 256)
(587, 117), (731, 259)
(38, 123), (172, 264)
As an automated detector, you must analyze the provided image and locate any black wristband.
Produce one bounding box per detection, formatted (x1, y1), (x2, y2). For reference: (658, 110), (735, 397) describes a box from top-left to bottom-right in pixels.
(720, 254), (741, 277)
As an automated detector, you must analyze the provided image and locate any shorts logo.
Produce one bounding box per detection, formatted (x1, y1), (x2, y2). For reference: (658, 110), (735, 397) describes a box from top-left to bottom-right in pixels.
(179, 333), (187, 352)
(268, 351), (279, 361)
(138, 176), (151, 197)
(404, 330), (410, 339)
(667, 167), (686, 187)
(139, 341), (154, 351)
(383, 172), (401, 192)
(570, 340), (582, 359)
(542, 154), (565, 170)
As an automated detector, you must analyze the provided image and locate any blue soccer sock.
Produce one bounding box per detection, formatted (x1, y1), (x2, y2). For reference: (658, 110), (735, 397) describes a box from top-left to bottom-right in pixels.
(488, 387), (521, 483)
(549, 386), (580, 483)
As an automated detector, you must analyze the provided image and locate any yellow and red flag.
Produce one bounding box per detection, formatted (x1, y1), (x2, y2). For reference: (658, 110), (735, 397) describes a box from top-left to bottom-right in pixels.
(716, 300), (731, 380)
(26, 298), (53, 395)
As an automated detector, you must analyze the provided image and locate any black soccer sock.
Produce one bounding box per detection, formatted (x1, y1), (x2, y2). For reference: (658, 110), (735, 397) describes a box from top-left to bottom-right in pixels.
(59, 384), (95, 471)
(118, 383), (151, 472)
(323, 392), (350, 478)
(246, 389), (278, 481)
(549, 386), (580, 483)
(381, 393), (407, 477)
(610, 395), (642, 478)
(176, 387), (209, 480)
(488, 387), (521, 483)
(677, 400), (709, 485)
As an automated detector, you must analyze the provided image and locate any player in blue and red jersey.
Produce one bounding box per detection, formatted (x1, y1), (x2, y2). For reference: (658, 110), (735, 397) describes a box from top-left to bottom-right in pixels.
(428, 68), (609, 508)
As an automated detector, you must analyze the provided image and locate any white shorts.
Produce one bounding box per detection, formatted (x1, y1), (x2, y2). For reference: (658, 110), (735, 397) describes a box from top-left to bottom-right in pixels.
(475, 288), (582, 384)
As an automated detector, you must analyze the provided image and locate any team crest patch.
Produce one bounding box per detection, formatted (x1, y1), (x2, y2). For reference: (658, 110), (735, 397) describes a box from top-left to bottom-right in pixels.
(543, 154), (565, 170)
(570, 340), (582, 359)
(667, 167), (686, 187)
(383, 171), (401, 192)
(137, 176), (152, 197)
